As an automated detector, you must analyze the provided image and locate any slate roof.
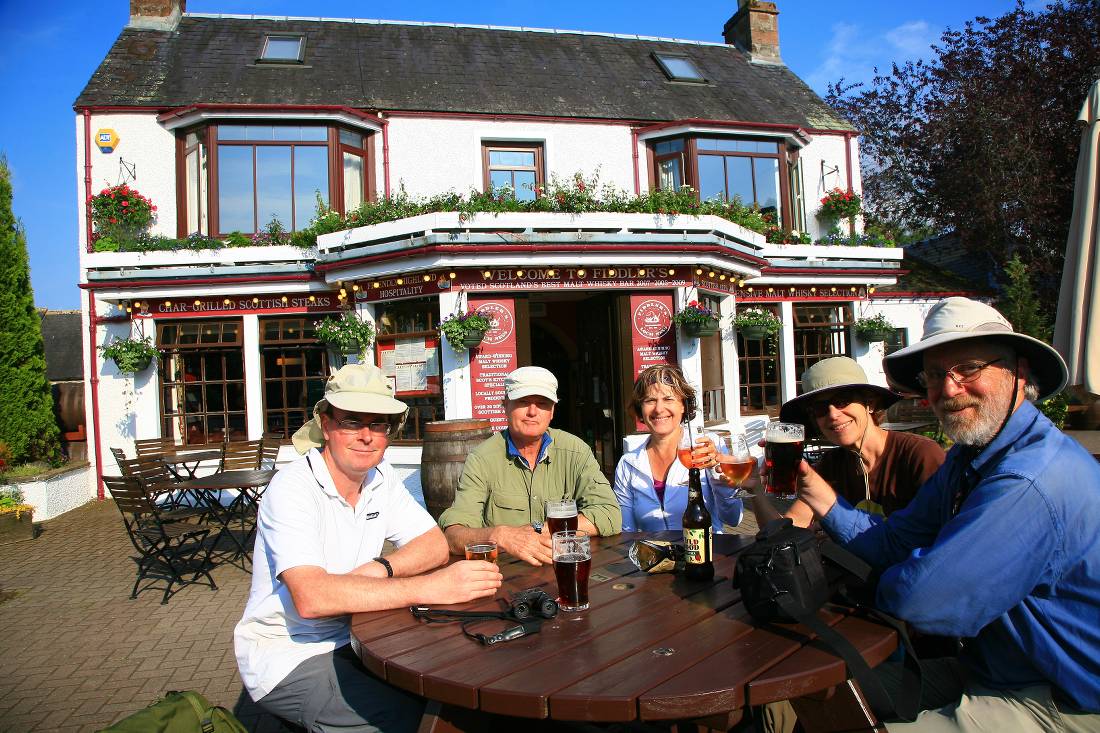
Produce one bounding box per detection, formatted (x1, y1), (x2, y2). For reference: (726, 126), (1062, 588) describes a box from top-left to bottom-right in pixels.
(38, 310), (84, 382)
(74, 15), (853, 130)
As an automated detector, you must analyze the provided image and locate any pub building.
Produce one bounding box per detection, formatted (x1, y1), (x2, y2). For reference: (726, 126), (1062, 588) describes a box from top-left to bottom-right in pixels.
(75, 1), (940, 504)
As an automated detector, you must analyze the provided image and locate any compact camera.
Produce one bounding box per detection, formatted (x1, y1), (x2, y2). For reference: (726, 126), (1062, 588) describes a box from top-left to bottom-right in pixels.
(509, 588), (559, 620)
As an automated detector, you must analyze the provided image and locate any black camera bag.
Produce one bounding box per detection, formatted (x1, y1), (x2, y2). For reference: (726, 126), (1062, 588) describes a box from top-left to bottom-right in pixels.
(734, 518), (921, 722)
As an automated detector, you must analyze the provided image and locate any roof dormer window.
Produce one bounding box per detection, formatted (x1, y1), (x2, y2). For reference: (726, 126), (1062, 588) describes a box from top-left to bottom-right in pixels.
(653, 53), (705, 83)
(259, 35), (305, 63)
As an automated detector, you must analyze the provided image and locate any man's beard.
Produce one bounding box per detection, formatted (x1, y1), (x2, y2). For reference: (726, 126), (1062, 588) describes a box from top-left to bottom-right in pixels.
(935, 391), (1012, 447)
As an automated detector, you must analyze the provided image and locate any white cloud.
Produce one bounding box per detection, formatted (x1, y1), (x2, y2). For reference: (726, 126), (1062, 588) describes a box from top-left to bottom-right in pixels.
(806, 18), (940, 94)
(885, 20), (936, 57)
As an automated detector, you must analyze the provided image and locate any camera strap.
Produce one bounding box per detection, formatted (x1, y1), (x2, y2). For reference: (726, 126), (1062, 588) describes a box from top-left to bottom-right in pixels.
(409, 606), (545, 646)
(461, 618), (544, 646)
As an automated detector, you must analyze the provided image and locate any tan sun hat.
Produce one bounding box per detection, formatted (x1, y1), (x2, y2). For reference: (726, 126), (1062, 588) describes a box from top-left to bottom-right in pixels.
(883, 297), (1068, 401)
(291, 363), (408, 454)
(779, 356), (900, 427)
(504, 366), (559, 403)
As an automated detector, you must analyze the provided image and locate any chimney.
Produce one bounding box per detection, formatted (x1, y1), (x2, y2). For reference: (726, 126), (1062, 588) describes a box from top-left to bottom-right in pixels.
(723, 1), (782, 65)
(129, 0), (186, 30)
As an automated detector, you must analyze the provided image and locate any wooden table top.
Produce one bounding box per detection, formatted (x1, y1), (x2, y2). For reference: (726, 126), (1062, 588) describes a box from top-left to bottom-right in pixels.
(175, 469), (277, 491)
(350, 532), (897, 725)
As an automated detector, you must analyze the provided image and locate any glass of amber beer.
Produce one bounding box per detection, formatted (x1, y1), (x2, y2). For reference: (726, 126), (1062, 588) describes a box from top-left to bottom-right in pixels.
(716, 434), (756, 499)
(545, 499), (578, 535)
(765, 422), (805, 500)
(464, 540), (498, 564)
(553, 530), (591, 611)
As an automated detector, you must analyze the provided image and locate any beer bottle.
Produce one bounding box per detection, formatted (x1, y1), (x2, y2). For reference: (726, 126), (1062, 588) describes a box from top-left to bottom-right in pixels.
(682, 467), (714, 581)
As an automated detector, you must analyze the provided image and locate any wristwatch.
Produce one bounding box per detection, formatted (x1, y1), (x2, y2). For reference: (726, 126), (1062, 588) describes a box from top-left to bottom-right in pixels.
(531, 521), (544, 534)
(374, 556), (393, 577)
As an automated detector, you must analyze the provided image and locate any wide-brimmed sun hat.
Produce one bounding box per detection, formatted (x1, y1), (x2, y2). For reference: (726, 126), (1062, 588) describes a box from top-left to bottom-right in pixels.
(779, 356), (900, 426)
(291, 363), (408, 454)
(883, 297), (1068, 401)
(504, 366), (559, 403)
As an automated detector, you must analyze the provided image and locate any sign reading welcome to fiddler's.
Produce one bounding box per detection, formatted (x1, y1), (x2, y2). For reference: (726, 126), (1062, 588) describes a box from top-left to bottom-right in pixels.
(132, 294), (339, 318)
(467, 298), (517, 432)
(629, 293), (677, 429)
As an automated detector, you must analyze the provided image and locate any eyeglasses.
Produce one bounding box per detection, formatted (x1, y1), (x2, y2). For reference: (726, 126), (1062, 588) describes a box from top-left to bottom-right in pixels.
(916, 358), (1005, 389)
(809, 389), (861, 418)
(330, 416), (394, 436)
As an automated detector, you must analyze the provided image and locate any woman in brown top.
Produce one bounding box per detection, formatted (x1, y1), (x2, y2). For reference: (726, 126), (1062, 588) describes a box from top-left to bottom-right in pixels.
(753, 356), (944, 526)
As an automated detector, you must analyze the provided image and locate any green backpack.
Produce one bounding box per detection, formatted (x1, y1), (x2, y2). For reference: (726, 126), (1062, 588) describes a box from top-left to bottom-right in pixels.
(97, 690), (249, 733)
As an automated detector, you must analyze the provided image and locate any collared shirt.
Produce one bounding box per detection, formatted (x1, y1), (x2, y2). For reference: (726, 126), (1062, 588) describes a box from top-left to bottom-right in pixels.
(822, 401), (1100, 712)
(437, 428), (622, 535)
(233, 449), (437, 701)
(612, 434), (743, 532)
(504, 429), (553, 469)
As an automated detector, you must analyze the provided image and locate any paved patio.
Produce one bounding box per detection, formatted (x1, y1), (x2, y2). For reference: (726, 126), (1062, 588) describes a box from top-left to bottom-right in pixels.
(0, 496), (763, 732)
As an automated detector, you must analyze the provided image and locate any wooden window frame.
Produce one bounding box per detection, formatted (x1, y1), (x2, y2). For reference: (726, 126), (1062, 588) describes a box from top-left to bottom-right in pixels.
(374, 298), (444, 444)
(482, 141), (544, 199)
(258, 316), (332, 440)
(736, 305), (782, 417)
(792, 303), (853, 382)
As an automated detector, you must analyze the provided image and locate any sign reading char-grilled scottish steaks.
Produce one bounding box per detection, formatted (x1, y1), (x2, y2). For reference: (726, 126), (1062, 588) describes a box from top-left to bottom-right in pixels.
(467, 297), (518, 431)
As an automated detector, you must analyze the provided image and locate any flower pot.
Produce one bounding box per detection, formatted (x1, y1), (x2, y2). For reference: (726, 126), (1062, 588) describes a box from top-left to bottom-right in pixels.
(739, 325), (771, 341)
(461, 330), (487, 348)
(859, 328), (893, 343)
(684, 320), (719, 338)
(0, 509), (35, 545)
(113, 355), (153, 373)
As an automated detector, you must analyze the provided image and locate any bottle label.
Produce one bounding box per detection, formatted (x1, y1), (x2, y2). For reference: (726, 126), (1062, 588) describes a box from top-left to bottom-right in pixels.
(684, 527), (712, 564)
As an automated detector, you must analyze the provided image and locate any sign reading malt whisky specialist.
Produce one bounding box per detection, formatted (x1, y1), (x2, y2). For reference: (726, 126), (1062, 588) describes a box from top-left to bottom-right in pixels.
(629, 293), (677, 430)
(468, 297), (518, 431)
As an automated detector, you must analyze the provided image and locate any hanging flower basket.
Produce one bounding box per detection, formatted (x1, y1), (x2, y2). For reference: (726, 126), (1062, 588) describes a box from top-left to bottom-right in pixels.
(739, 324), (771, 341)
(314, 313), (375, 357)
(684, 318), (720, 338)
(855, 314), (896, 344)
(859, 328), (893, 343)
(441, 312), (492, 351)
(99, 337), (160, 374)
(733, 308), (782, 341)
(461, 329), (487, 348)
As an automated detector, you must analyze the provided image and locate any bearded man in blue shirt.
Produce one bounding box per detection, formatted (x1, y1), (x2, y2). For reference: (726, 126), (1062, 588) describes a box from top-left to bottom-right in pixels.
(796, 297), (1100, 732)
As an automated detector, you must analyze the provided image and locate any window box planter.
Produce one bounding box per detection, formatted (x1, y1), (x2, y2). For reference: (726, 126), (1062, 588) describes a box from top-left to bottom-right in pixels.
(683, 319), (720, 338)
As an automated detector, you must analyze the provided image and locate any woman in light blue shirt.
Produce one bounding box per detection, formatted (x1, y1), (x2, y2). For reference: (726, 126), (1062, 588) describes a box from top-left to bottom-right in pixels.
(613, 365), (742, 532)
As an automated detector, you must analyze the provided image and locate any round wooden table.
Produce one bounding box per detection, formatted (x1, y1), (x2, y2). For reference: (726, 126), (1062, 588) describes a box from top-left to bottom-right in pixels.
(350, 532), (898, 731)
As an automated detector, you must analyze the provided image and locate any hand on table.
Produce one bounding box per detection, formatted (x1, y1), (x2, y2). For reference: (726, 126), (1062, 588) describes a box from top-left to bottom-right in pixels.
(423, 560), (503, 604)
(493, 524), (553, 566)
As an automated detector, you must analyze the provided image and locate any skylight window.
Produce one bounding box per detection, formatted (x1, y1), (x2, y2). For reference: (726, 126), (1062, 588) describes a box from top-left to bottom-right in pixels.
(653, 53), (705, 83)
(259, 35), (305, 63)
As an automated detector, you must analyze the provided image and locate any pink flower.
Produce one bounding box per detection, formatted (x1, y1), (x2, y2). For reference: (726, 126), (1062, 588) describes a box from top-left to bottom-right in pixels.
(121, 200), (129, 207)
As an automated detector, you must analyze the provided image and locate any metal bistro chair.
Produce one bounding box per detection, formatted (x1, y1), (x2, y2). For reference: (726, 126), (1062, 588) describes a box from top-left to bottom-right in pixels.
(103, 476), (217, 605)
(116, 456), (208, 520)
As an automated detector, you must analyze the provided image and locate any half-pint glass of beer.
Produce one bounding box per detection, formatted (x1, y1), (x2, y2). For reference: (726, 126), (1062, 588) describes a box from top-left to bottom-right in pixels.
(464, 540), (498, 563)
(545, 499), (579, 536)
(553, 530), (591, 611)
(765, 422), (805, 500)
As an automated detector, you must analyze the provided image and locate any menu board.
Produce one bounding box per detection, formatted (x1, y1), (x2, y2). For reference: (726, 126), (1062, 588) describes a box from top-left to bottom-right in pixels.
(377, 336), (441, 396)
(468, 297), (518, 431)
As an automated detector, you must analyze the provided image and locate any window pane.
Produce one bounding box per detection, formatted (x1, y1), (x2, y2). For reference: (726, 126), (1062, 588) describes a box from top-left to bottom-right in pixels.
(204, 354), (224, 380)
(754, 158), (780, 219)
(343, 151), (364, 212)
(218, 146), (256, 233)
(217, 125), (249, 141)
(186, 149), (201, 234)
(655, 139), (684, 155)
(256, 146), (293, 231)
(271, 126), (328, 142)
(658, 158), (682, 191)
(489, 150), (535, 167)
(513, 171), (537, 201)
(698, 155), (726, 202)
(245, 126), (276, 141)
(339, 129), (364, 147)
(489, 170), (513, 193)
(263, 36), (302, 61)
(295, 146), (329, 230)
(655, 54), (703, 81)
(726, 156), (755, 207)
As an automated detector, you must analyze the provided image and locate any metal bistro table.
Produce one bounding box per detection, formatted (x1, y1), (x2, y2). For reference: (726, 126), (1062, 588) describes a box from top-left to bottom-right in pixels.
(174, 468), (277, 563)
(350, 532), (898, 732)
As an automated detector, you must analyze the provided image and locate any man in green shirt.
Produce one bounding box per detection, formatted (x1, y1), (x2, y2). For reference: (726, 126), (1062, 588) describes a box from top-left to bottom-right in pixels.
(439, 366), (622, 565)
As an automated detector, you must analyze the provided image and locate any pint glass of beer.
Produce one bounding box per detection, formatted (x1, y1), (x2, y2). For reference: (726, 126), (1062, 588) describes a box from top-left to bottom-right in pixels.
(464, 540), (498, 564)
(553, 530), (591, 611)
(545, 499), (579, 536)
(765, 422), (805, 500)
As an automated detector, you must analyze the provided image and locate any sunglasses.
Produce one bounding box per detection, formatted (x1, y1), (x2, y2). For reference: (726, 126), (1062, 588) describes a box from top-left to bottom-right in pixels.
(808, 389), (864, 418)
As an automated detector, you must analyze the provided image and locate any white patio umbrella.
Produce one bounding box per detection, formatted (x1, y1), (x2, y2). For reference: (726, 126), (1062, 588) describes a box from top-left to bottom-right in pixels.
(1054, 78), (1100, 397)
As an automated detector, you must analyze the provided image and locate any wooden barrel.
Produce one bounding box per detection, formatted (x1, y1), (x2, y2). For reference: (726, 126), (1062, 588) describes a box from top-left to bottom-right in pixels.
(421, 419), (492, 520)
(52, 382), (86, 434)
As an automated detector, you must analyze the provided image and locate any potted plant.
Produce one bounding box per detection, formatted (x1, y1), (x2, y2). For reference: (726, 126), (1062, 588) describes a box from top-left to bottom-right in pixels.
(89, 183), (157, 245)
(100, 336), (160, 373)
(315, 312), (376, 357)
(672, 300), (720, 338)
(855, 313), (896, 343)
(817, 187), (862, 222)
(440, 312), (492, 350)
(733, 308), (782, 341)
(0, 486), (34, 545)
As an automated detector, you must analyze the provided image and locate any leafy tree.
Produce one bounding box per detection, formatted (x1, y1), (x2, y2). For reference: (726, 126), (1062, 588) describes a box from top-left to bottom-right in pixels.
(0, 158), (61, 464)
(827, 0), (1100, 303)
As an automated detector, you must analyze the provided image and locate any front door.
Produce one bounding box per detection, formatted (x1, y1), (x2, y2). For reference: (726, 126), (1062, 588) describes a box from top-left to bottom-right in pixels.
(574, 293), (623, 478)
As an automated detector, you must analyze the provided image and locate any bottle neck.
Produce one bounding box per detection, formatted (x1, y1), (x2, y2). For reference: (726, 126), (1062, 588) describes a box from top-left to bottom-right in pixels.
(687, 467), (703, 499)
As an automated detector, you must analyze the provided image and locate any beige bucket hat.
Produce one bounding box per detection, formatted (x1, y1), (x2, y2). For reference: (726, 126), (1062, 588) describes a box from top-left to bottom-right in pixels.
(883, 297), (1068, 401)
(291, 363), (408, 454)
(779, 356), (900, 426)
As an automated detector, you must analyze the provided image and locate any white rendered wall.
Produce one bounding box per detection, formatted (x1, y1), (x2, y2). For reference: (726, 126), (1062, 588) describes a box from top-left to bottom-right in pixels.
(851, 298), (938, 387)
(794, 132), (862, 240)
(384, 117), (636, 198)
(14, 465), (95, 522)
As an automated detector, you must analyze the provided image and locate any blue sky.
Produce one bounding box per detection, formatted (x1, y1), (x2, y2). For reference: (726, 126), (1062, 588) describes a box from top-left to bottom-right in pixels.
(0, 0), (1027, 310)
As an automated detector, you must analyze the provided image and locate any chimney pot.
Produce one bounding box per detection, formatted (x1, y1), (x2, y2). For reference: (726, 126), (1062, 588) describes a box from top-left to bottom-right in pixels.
(724, 0), (782, 65)
(129, 0), (185, 30)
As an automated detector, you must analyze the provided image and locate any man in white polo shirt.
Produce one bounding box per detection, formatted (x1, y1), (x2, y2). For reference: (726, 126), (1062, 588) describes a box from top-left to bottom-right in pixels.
(234, 364), (502, 733)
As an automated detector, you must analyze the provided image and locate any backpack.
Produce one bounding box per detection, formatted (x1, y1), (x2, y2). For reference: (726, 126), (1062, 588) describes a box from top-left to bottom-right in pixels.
(734, 518), (921, 722)
(97, 690), (249, 733)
